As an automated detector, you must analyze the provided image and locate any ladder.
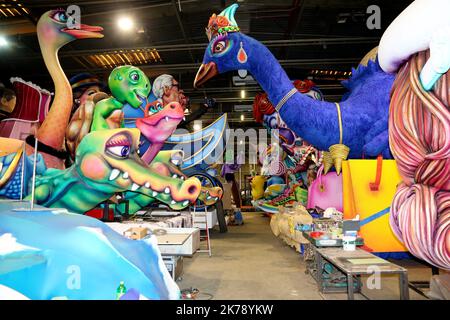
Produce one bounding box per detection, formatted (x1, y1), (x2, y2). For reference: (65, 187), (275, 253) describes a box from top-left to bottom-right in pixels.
(190, 205), (212, 257)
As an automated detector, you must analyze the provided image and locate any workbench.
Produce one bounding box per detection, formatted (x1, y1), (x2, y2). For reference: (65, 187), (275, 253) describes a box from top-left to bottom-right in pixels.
(106, 222), (200, 280)
(316, 247), (410, 300)
(302, 231), (409, 299)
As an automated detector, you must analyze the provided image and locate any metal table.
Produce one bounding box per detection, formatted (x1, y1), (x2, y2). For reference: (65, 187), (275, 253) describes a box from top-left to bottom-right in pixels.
(302, 231), (365, 294)
(106, 223), (200, 280)
(316, 247), (410, 300)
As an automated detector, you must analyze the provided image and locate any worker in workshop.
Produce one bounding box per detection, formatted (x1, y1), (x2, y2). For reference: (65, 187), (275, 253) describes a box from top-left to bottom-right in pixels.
(152, 74), (215, 128)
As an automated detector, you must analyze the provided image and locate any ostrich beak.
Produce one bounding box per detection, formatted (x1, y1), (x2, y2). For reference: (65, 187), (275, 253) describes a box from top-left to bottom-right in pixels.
(63, 24), (104, 39)
(194, 62), (218, 88)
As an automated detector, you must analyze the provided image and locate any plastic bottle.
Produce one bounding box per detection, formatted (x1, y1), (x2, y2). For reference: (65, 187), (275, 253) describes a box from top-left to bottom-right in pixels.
(116, 281), (127, 300)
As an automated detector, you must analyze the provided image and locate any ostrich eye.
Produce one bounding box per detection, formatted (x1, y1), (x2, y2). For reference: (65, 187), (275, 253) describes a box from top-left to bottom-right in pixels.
(51, 10), (68, 23)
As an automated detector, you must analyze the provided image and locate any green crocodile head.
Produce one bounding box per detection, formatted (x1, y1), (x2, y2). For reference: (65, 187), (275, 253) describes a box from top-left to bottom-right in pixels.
(75, 128), (201, 210)
(108, 65), (151, 108)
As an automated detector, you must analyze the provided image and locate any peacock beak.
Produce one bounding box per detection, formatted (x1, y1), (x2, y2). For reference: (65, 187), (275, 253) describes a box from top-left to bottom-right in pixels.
(194, 62), (218, 88)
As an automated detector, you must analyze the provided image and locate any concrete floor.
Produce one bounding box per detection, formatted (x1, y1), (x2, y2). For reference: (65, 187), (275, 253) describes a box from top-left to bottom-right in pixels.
(178, 212), (431, 300)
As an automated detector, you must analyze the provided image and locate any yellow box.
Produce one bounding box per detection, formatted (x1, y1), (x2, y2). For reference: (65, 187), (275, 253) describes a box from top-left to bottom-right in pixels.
(342, 159), (407, 253)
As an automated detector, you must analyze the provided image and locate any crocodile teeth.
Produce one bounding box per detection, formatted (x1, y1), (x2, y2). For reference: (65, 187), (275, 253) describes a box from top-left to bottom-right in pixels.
(122, 172), (129, 179)
(165, 116), (169, 122)
(131, 183), (140, 191)
(183, 116), (186, 121)
(164, 187), (170, 194)
(180, 176), (185, 180)
(109, 169), (120, 180)
(183, 200), (189, 206)
(171, 200), (176, 205)
(144, 182), (150, 188)
(171, 159), (180, 166)
(152, 191), (158, 197)
(172, 174), (178, 179)
(214, 197), (218, 201)
(207, 196), (212, 200)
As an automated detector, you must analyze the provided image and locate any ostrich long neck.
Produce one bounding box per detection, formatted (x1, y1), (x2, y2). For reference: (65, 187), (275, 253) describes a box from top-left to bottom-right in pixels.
(36, 43), (72, 150)
(247, 42), (341, 151)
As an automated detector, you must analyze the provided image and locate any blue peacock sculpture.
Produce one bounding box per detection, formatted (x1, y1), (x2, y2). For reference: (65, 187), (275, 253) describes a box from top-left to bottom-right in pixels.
(194, 4), (395, 168)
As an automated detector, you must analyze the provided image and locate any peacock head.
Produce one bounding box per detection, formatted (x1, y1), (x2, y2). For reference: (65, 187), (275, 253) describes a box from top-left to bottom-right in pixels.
(194, 3), (255, 88)
(37, 9), (103, 50)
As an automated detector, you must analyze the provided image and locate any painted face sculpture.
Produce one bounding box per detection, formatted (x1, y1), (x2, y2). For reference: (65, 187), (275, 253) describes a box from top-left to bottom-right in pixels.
(109, 66), (151, 108)
(162, 78), (188, 110)
(77, 85), (101, 107)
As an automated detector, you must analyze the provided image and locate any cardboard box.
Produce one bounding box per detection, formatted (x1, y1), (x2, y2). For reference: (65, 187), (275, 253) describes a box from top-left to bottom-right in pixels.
(123, 227), (149, 240)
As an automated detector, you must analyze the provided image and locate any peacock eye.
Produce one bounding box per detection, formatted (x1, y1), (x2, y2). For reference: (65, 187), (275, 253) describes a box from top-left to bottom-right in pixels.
(107, 145), (130, 158)
(213, 40), (226, 53)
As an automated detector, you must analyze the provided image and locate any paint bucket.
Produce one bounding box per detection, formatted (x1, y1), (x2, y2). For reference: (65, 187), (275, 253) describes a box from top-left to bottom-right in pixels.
(343, 235), (356, 251)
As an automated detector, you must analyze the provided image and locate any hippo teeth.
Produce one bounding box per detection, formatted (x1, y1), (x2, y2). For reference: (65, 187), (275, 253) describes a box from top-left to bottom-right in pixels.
(183, 200), (189, 206)
(171, 200), (176, 205)
(109, 169), (120, 181)
(122, 172), (129, 179)
(152, 191), (158, 197)
(164, 187), (170, 194)
(144, 182), (150, 188)
(131, 183), (140, 191)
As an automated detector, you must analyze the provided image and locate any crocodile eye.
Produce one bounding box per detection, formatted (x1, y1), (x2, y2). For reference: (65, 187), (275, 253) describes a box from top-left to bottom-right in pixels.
(107, 145), (130, 158)
(157, 103), (163, 111)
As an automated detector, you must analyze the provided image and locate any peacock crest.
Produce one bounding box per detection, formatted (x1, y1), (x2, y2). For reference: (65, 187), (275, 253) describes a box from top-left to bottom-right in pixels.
(341, 58), (384, 92)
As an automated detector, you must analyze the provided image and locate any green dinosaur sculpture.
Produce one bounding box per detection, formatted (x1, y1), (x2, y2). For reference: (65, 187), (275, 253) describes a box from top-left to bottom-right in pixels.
(26, 128), (201, 213)
(91, 65), (150, 131)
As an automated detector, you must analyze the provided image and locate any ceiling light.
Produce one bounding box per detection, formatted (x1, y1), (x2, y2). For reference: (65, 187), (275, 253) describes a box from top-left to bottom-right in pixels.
(193, 123), (201, 131)
(0, 36), (8, 47)
(118, 16), (134, 32)
(240, 90), (246, 99)
(240, 114), (244, 121)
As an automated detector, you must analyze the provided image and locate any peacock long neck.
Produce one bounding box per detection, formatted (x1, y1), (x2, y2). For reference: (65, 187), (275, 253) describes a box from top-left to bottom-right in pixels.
(36, 43), (73, 150)
(247, 42), (341, 151)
